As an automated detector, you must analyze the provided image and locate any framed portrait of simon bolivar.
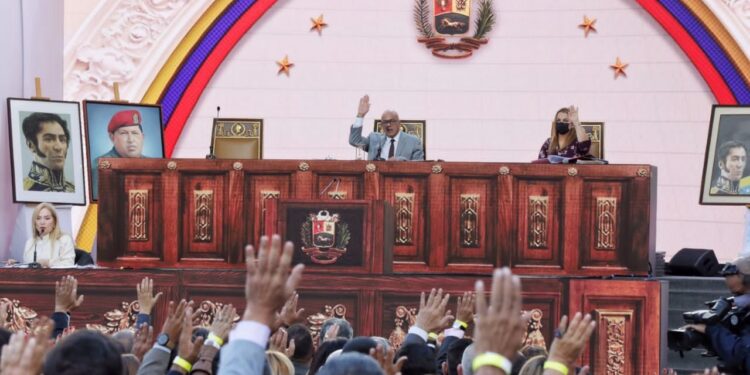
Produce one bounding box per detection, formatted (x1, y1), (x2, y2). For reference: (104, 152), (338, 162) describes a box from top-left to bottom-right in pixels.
(7, 98), (86, 205)
(700, 105), (750, 205)
(83, 101), (165, 202)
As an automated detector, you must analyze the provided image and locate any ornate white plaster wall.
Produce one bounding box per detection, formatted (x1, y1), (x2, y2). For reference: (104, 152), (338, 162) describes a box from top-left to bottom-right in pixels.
(175, 0), (744, 261)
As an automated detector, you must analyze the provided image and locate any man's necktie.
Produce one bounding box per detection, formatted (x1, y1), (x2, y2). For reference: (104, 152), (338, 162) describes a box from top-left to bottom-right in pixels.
(388, 139), (395, 159)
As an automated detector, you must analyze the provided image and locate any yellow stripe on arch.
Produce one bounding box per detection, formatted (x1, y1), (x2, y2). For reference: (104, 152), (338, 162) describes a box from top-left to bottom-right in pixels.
(141, 0), (235, 104)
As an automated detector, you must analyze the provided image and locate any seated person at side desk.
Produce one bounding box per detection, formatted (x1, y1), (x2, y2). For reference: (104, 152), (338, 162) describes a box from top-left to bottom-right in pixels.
(6, 202), (75, 268)
(538, 105), (591, 159)
(349, 95), (424, 161)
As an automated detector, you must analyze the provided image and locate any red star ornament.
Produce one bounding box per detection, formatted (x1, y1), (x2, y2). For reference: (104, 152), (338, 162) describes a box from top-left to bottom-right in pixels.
(277, 55), (294, 76)
(610, 57), (629, 79)
(579, 15), (597, 37)
(311, 14), (328, 35)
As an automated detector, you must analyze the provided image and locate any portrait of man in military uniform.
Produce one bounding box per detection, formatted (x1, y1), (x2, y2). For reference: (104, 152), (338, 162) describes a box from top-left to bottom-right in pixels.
(710, 140), (747, 195)
(84, 101), (164, 201)
(21, 112), (75, 192)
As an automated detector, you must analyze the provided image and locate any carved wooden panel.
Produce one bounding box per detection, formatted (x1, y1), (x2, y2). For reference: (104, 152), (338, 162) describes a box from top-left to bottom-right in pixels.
(247, 174), (292, 248)
(123, 174), (161, 258)
(448, 178), (493, 263)
(515, 179), (563, 269)
(297, 291), (359, 346)
(580, 181), (627, 269)
(181, 175), (226, 260)
(383, 177), (427, 263)
(315, 174), (363, 200)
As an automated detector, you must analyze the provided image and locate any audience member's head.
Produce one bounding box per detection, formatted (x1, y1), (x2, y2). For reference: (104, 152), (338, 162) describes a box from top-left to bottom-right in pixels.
(517, 355), (546, 375)
(287, 323), (314, 362)
(342, 336), (378, 355)
(444, 338), (472, 375)
(510, 352), (528, 375)
(319, 318), (353, 345)
(325, 349), (343, 363)
(43, 330), (123, 375)
(370, 336), (390, 353)
(309, 338), (348, 375)
(111, 329), (135, 353)
(398, 342), (437, 375)
(267, 350), (295, 375)
(317, 353), (383, 375)
(460, 343), (476, 375)
(0, 327), (12, 348)
(520, 345), (547, 359)
(192, 326), (210, 342)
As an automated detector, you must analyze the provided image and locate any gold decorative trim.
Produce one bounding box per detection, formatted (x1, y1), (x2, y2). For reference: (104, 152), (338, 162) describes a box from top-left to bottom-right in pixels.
(388, 306), (418, 349)
(167, 161), (177, 170)
(431, 164), (443, 174)
(595, 310), (632, 375)
(194, 190), (214, 242)
(98, 160), (111, 169)
(0, 298), (38, 333)
(307, 304), (347, 348)
(261, 190), (281, 200)
(528, 196), (548, 248)
(460, 194), (480, 247)
(567, 167), (578, 177)
(637, 168), (648, 177)
(499, 166), (510, 175)
(233, 161), (243, 170)
(365, 163), (377, 173)
(328, 191), (347, 200)
(521, 308), (546, 348)
(596, 197), (617, 250)
(194, 301), (241, 328)
(395, 193), (415, 245)
(128, 189), (149, 241)
(299, 162), (310, 171)
(86, 300), (139, 334)
(260, 190), (281, 236)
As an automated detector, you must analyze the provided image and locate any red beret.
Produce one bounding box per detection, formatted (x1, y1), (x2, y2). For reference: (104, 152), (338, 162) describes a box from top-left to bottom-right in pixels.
(107, 110), (142, 133)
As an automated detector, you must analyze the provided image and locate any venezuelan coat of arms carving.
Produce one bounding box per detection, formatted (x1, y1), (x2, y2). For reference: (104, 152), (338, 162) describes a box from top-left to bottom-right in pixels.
(300, 210), (351, 264)
(414, 0), (496, 59)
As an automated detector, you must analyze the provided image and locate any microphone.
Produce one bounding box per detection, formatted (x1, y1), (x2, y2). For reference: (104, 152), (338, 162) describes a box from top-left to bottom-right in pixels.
(29, 239), (41, 269)
(319, 178), (340, 197)
(216, 106), (221, 118)
(207, 106), (221, 159)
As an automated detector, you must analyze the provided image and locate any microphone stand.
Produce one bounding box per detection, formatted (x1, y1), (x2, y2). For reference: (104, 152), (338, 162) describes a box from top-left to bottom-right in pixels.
(206, 106), (220, 159)
(28, 238), (41, 269)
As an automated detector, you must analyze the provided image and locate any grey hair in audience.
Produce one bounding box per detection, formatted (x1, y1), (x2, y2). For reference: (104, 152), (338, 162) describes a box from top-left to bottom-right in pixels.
(319, 318), (353, 344)
(318, 353), (383, 375)
(370, 336), (390, 352)
(112, 330), (135, 353)
(461, 343), (476, 375)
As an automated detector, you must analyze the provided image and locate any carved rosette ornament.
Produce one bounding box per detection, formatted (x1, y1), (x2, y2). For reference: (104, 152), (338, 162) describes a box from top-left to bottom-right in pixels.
(86, 300), (140, 334)
(0, 298), (38, 333)
(306, 304), (347, 348)
(365, 163), (377, 173)
(499, 166), (510, 175)
(388, 306), (418, 349)
(567, 167), (578, 177)
(299, 162), (310, 171)
(167, 161), (177, 170)
(636, 168), (648, 177)
(432, 164), (443, 174)
(99, 160), (111, 169)
(233, 162), (244, 170)
(193, 301), (241, 328)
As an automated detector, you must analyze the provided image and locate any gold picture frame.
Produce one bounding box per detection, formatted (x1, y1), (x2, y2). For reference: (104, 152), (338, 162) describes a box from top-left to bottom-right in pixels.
(211, 118), (263, 160)
(581, 122), (604, 159)
(373, 120), (426, 159)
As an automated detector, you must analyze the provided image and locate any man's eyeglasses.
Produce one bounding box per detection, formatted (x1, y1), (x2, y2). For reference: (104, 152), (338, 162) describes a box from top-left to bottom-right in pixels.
(381, 119), (398, 125)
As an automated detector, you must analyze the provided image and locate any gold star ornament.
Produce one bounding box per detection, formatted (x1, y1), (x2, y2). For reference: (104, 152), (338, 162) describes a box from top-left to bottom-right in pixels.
(610, 57), (629, 79)
(311, 14), (328, 35)
(276, 55), (294, 76)
(579, 15), (597, 37)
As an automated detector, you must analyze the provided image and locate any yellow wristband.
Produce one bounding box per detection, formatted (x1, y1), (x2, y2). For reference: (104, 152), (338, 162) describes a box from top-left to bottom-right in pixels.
(172, 356), (192, 372)
(207, 332), (224, 346)
(428, 332), (439, 341)
(543, 361), (569, 375)
(472, 352), (512, 374)
(455, 319), (468, 329)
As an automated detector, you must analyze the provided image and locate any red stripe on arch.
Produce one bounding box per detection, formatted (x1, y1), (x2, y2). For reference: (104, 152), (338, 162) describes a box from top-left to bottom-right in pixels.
(637, 0), (735, 104)
(163, 0), (278, 157)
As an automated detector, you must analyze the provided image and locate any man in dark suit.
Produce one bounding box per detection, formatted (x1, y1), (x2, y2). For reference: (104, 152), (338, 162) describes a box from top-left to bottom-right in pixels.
(349, 95), (424, 161)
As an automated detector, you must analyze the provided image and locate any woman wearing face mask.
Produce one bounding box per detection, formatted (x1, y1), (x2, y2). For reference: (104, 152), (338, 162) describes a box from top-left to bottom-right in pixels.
(7, 202), (75, 267)
(538, 106), (591, 159)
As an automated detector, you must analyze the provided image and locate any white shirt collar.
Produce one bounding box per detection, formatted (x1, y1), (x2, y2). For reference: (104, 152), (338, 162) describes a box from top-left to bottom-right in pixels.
(387, 131), (402, 143)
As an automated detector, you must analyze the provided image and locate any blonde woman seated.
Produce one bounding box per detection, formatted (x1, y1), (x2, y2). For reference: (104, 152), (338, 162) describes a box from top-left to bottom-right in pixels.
(7, 203), (75, 267)
(538, 106), (591, 159)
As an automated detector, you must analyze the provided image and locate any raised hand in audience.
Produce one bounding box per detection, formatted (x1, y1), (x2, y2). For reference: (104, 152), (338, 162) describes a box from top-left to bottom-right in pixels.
(0, 300), (9, 328)
(1, 318), (53, 375)
(473, 268), (527, 375)
(54, 275), (84, 313)
(357, 95), (371, 118)
(324, 323), (340, 342)
(269, 327), (296, 357)
(456, 291), (475, 327)
(159, 299), (191, 350)
(170, 306), (204, 373)
(131, 323), (154, 361)
(137, 277), (162, 315)
(415, 288), (452, 334)
(369, 343), (407, 375)
(210, 303), (236, 343)
(242, 235), (305, 327)
(277, 292), (305, 328)
(546, 313), (596, 373)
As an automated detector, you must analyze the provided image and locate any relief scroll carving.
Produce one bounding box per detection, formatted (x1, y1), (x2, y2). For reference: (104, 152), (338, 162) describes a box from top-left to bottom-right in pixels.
(0, 298), (38, 333)
(460, 194), (480, 248)
(395, 193), (415, 245)
(129, 189), (149, 241)
(528, 196), (549, 248)
(194, 190), (214, 242)
(596, 197), (617, 250)
(306, 304), (347, 348)
(86, 300), (140, 334)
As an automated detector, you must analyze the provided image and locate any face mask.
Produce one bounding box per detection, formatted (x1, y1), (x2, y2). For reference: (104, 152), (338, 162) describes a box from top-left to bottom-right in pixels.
(556, 121), (570, 135)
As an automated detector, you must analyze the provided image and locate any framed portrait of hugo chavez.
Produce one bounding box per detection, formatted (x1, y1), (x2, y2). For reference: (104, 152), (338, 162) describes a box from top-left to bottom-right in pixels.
(6, 98), (86, 205)
(700, 105), (750, 205)
(83, 101), (165, 202)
